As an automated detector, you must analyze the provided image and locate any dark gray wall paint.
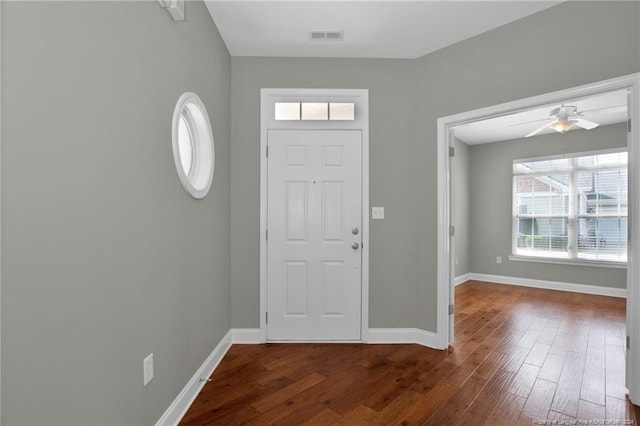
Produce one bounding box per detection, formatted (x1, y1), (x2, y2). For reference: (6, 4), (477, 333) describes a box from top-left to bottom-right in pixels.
(468, 123), (628, 288)
(231, 1), (639, 332)
(454, 138), (470, 278)
(2, 2), (230, 424)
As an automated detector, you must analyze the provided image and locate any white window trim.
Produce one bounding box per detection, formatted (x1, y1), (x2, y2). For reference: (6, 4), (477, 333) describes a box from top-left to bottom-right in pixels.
(171, 92), (215, 199)
(511, 149), (628, 265)
(508, 254), (627, 269)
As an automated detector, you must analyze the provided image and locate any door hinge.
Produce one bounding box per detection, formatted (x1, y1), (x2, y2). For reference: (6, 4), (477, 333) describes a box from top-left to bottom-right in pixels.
(628, 118), (632, 133)
(449, 304), (454, 315)
(449, 146), (455, 157)
(266, 145), (269, 158)
(266, 229), (268, 241)
(449, 225), (455, 237)
(627, 335), (631, 350)
(266, 312), (268, 324)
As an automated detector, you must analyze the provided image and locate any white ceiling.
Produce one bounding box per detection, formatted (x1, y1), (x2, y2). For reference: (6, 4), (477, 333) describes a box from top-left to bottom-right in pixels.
(204, 1), (562, 59)
(202, 1), (626, 145)
(454, 89), (629, 145)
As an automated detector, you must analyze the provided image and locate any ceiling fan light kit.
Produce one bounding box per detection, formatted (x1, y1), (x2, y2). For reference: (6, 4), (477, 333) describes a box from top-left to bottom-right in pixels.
(549, 119), (578, 133)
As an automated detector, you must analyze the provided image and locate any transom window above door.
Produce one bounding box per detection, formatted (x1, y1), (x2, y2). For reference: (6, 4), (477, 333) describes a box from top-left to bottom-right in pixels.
(275, 102), (355, 121)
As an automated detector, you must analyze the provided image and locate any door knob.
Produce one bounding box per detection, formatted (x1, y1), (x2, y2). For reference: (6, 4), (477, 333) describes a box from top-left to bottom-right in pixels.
(352, 227), (359, 235)
(352, 243), (359, 250)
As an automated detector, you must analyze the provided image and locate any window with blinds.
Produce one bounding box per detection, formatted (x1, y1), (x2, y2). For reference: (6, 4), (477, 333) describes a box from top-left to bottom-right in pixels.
(513, 149), (627, 264)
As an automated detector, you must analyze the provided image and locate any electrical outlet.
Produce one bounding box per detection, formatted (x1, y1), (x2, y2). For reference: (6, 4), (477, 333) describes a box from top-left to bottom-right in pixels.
(496, 256), (502, 264)
(143, 353), (154, 386)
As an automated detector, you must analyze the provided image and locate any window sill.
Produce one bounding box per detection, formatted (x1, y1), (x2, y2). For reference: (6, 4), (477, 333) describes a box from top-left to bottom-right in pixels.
(508, 255), (627, 269)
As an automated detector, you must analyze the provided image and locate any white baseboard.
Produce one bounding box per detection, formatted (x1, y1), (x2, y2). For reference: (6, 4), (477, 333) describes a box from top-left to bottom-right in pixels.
(231, 328), (261, 344)
(367, 328), (419, 344)
(469, 272), (626, 298)
(415, 328), (444, 349)
(367, 328), (443, 350)
(454, 273), (470, 286)
(157, 327), (447, 425)
(155, 330), (233, 426)
(231, 327), (442, 347)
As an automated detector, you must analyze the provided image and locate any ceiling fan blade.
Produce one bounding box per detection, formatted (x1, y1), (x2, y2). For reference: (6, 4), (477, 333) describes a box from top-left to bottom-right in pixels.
(509, 117), (552, 128)
(580, 105), (627, 115)
(525, 120), (556, 138)
(574, 118), (599, 130)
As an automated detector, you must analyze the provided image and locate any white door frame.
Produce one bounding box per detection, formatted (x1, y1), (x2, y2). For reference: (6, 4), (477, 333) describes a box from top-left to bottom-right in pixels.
(259, 88), (370, 343)
(0, 1), (4, 419)
(436, 73), (640, 404)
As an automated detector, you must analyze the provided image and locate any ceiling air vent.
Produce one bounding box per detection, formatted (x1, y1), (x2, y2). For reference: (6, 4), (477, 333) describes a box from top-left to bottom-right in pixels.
(309, 31), (344, 41)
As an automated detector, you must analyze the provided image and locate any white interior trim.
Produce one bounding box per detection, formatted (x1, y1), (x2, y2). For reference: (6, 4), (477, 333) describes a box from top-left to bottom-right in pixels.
(626, 77), (640, 405)
(436, 119), (451, 349)
(367, 328), (422, 344)
(437, 73), (640, 404)
(155, 330), (232, 426)
(454, 273), (470, 286)
(361, 328), (443, 349)
(160, 326), (442, 424)
(0, 2), (4, 419)
(415, 329), (442, 349)
(232, 327), (443, 348)
(468, 272), (626, 299)
(231, 328), (261, 344)
(508, 255), (626, 269)
(259, 88), (370, 343)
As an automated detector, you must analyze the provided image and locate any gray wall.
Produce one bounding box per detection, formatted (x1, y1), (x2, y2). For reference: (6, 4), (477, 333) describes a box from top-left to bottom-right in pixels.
(2, 2), (637, 423)
(231, 1), (639, 332)
(468, 123), (628, 288)
(2, 2), (230, 425)
(454, 138), (470, 278)
(231, 58), (419, 328)
(413, 1), (638, 331)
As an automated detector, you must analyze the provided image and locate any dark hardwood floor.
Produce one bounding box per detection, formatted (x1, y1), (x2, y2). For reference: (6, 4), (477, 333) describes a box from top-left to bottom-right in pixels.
(181, 281), (638, 425)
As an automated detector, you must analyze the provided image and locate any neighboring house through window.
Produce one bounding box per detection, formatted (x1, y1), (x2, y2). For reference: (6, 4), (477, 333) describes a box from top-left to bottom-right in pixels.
(512, 149), (627, 264)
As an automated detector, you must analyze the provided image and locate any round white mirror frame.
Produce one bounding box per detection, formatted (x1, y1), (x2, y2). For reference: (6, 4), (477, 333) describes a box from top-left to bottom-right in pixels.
(171, 92), (215, 199)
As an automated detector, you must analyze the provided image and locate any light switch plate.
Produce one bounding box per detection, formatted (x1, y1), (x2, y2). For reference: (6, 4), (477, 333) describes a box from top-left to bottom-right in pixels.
(143, 353), (154, 386)
(372, 207), (385, 219)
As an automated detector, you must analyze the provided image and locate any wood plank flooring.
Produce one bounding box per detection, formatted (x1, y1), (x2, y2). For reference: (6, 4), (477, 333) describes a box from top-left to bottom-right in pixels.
(180, 281), (638, 425)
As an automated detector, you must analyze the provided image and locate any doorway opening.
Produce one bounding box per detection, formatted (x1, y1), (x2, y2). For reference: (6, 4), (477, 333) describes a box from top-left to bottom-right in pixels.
(436, 74), (640, 404)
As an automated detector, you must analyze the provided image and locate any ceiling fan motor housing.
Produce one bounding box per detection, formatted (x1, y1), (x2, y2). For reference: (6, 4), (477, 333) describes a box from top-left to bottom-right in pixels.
(550, 105), (578, 119)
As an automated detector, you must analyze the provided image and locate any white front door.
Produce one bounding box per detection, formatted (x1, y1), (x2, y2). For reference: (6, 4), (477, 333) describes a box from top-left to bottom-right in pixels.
(267, 129), (362, 340)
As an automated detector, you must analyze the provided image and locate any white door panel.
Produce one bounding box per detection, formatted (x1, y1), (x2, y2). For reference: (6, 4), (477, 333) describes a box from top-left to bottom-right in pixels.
(267, 130), (362, 340)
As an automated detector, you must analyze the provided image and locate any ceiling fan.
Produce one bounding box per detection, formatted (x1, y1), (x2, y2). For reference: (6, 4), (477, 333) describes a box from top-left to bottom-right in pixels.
(524, 104), (599, 138)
